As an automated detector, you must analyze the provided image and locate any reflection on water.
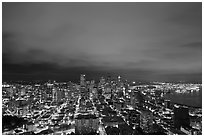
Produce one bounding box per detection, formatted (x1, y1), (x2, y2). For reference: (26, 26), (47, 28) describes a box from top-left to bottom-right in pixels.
(164, 90), (202, 108)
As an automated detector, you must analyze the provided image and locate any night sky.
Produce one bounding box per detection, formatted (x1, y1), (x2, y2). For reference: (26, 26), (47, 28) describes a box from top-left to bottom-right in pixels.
(2, 2), (202, 83)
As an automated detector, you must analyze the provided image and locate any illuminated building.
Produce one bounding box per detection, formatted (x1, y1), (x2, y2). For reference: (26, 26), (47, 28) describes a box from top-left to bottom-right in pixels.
(80, 74), (86, 86)
(16, 97), (28, 116)
(52, 88), (64, 102)
(19, 88), (26, 97)
(126, 109), (140, 127)
(118, 76), (121, 82)
(104, 87), (112, 99)
(75, 113), (99, 134)
(80, 86), (89, 99)
(140, 110), (154, 133)
(92, 87), (98, 99)
(99, 77), (105, 87)
(130, 90), (144, 108)
(164, 100), (171, 109)
(39, 89), (47, 102)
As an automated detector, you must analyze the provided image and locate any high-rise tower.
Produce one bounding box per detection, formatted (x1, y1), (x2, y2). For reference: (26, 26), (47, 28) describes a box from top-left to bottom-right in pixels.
(80, 74), (86, 86)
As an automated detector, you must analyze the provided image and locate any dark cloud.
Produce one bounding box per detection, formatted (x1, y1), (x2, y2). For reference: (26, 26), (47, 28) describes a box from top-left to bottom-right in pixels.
(165, 3), (202, 27)
(180, 42), (202, 49)
(2, 2), (202, 82)
(2, 61), (119, 82)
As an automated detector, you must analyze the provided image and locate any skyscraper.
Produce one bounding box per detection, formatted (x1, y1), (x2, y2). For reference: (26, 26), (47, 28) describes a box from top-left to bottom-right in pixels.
(130, 90), (144, 108)
(140, 110), (154, 133)
(80, 74), (86, 86)
(52, 87), (64, 102)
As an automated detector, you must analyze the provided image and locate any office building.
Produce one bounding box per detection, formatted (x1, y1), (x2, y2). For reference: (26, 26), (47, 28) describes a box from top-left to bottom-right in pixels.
(140, 110), (154, 133)
(80, 74), (86, 87)
(75, 113), (99, 134)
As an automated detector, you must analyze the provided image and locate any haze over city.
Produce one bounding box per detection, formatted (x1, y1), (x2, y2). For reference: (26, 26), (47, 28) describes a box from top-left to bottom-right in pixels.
(2, 2), (202, 83)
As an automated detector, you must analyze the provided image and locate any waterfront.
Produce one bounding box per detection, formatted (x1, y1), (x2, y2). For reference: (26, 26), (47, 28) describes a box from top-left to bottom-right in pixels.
(164, 89), (202, 108)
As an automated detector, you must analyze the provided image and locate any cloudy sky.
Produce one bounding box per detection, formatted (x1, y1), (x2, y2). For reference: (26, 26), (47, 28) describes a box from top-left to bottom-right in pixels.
(2, 2), (202, 82)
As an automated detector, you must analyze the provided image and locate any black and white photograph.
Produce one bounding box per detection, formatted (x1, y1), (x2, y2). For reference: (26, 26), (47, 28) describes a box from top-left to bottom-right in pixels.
(2, 1), (202, 135)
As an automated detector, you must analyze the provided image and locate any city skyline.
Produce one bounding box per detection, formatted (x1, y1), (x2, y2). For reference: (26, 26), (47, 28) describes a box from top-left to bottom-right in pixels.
(2, 2), (202, 83)
(2, 74), (202, 135)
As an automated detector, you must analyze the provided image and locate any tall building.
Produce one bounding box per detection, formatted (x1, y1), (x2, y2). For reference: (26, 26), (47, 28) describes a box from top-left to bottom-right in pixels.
(130, 90), (144, 108)
(99, 77), (105, 87)
(104, 87), (112, 99)
(80, 86), (89, 99)
(16, 97), (28, 116)
(40, 89), (47, 102)
(52, 87), (64, 102)
(75, 113), (99, 134)
(92, 87), (98, 99)
(164, 100), (171, 109)
(20, 88), (26, 97)
(140, 110), (154, 133)
(117, 76), (123, 87)
(80, 74), (86, 86)
(46, 83), (54, 100)
(107, 75), (111, 84)
(173, 105), (190, 129)
(118, 76), (121, 82)
(90, 80), (95, 89)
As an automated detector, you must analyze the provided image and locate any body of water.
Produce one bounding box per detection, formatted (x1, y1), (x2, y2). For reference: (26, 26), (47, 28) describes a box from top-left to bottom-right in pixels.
(164, 90), (202, 108)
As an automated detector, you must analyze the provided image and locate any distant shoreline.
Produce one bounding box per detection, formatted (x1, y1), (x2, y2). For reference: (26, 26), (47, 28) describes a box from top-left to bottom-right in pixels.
(170, 101), (202, 109)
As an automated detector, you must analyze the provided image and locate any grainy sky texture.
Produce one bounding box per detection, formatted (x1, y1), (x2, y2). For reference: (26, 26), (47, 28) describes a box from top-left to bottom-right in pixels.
(2, 2), (202, 82)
